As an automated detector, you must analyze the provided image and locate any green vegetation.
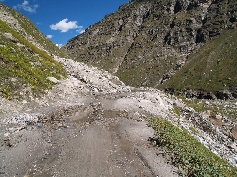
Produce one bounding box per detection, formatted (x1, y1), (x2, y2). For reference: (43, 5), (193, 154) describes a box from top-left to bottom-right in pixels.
(3, 4), (66, 58)
(181, 98), (206, 113)
(189, 126), (199, 134)
(162, 29), (237, 94)
(148, 118), (237, 177)
(172, 105), (181, 117)
(0, 19), (66, 99)
(181, 97), (237, 121)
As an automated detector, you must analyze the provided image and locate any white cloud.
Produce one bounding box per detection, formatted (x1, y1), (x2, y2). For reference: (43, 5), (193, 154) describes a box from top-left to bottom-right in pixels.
(77, 29), (85, 34)
(46, 35), (53, 39)
(50, 18), (83, 33)
(13, 0), (38, 13)
(0, 0), (5, 2)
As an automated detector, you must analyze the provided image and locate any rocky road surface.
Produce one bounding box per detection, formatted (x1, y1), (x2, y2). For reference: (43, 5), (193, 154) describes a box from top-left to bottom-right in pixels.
(0, 98), (178, 177)
(0, 57), (179, 177)
(0, 57), (236, 177)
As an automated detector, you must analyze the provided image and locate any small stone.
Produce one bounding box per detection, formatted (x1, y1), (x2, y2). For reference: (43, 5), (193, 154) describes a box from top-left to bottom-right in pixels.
(11, 78), (17, 82)
(74, 82), (79, 87)
(216, 115), (222, 120)
(4, 133), (9, 137)
(3, 32), (19, 43)
(47, 77), (60, 83)
(232, 128), (237, 140)
(57, 123), (63, 127)
(22, 100), (27, 104)
(229, 143), (237, 152)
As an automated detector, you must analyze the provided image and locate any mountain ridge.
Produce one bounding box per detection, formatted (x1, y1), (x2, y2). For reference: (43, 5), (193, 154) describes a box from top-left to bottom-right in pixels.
(0, 3), (65, 56)
(62, 0), (237, 99)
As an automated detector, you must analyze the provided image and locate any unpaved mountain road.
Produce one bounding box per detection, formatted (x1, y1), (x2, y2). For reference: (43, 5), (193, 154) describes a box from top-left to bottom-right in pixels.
(0, 94), (178, 177)
(1, 57), (235, 177)
(0, 56), (179, 177)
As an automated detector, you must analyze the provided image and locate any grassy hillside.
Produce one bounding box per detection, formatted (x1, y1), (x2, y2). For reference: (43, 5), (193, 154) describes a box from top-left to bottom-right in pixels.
(0, 19), (66, 100)
(0, 3), (66, 57)
(161, 29), (237, 97)
(9, 10), (66, 57)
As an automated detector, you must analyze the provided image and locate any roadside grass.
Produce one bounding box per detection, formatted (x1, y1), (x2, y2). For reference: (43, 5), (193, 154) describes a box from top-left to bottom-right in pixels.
(148, 117), (237, 177)
(181, 98), (206, 112)
(172, 105), (181, 117)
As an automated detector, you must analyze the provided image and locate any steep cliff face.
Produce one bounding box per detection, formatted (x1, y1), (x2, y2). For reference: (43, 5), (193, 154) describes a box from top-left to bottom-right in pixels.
(62, 0), (237, 94)
(0, 3), (66, 100)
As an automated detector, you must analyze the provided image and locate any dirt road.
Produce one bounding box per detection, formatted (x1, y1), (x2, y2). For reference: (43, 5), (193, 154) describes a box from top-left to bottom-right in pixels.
(0, 95), (178, 177)
(0, 56), (236, 176)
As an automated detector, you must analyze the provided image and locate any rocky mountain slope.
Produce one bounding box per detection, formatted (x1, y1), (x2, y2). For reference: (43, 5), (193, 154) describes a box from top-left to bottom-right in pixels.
(0, 2), (237, 176)
(62, 0), (237, 98)
(162, 28), (237, 99)
(0, 3), (65, 56)
(0, 3), (66, 100)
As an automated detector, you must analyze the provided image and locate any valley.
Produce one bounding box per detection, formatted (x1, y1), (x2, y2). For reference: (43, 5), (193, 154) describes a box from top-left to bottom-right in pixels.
(0, 0), (237, 176)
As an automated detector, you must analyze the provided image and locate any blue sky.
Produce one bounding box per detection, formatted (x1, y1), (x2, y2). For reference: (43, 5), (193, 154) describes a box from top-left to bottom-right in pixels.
(0, 0), (129, 46)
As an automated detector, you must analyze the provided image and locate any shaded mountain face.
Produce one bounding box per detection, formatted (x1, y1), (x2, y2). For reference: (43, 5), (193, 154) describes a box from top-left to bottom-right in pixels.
(0, 3), (66, 100)
(62, 0), (237, 98)
(161, 28), (237, 99)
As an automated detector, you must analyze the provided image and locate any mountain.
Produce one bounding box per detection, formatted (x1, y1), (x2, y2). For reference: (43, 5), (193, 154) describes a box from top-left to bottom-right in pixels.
(0, 3), (66, 100)
(62, 0), (237, 99)
(161, 28), (237, 99)
(0, 2), (237, 176)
